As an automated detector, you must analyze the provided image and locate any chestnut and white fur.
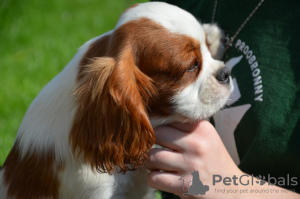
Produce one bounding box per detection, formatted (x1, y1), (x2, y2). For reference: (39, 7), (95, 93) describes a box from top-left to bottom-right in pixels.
(0, 2), (232, 199)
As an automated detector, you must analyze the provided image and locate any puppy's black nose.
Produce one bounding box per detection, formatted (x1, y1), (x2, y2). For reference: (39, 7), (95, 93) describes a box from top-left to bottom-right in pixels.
(216, 67), (231, 84)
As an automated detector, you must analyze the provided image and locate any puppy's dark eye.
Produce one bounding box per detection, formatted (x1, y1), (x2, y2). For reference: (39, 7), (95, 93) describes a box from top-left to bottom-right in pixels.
(187, 60), (199, 72)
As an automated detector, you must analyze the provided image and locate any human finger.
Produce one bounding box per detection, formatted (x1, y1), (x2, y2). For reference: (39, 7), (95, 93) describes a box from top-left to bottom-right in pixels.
(145, 148), (185, 172)
(168, 121), (200, 133)
(147, 171), (182, 195)
(154, 125), (187, 151)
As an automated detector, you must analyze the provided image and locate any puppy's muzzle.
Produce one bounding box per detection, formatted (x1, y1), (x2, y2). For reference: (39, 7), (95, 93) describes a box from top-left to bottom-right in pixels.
(216, 67), (231, 84)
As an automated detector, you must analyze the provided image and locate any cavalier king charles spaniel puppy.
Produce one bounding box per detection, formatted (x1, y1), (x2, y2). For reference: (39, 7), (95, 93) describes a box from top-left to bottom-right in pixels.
(0, 2), (232, 199)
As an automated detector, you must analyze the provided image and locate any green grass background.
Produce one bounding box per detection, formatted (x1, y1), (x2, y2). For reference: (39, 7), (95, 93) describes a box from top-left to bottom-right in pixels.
(0, 0), (150, 163)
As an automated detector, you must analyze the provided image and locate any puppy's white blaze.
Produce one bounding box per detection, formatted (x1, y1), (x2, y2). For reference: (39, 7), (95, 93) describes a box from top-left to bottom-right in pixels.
(116, 2), (205, 44)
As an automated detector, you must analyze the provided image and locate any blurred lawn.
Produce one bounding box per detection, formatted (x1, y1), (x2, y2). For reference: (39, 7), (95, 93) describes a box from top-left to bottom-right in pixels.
(0, 0), (149, 164)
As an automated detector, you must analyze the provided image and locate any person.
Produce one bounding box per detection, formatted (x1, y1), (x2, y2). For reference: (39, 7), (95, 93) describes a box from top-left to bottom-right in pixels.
(145, 0), (300, 198)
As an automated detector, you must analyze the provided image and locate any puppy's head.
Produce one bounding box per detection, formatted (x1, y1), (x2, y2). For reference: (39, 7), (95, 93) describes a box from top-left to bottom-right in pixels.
(69, 2), (233, 173)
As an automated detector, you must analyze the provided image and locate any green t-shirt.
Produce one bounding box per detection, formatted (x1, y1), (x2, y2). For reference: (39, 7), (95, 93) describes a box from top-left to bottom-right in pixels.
(156, 0), (300, 195)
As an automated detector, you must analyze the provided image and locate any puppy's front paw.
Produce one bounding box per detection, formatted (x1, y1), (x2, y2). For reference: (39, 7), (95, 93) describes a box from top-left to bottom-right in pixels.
(203, 23), (225, 60)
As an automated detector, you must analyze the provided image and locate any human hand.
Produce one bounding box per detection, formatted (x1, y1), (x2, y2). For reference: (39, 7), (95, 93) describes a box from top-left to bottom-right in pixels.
(145, 120), (300, 199)
(145, 120), (243, 199)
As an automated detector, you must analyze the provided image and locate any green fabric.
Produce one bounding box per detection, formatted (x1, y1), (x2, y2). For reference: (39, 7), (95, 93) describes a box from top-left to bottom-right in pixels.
(155, 0), (300, 196)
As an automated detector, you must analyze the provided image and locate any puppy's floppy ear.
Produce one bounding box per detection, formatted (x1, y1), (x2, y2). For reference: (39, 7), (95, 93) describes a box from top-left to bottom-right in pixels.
(70, 44), (157, 174)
